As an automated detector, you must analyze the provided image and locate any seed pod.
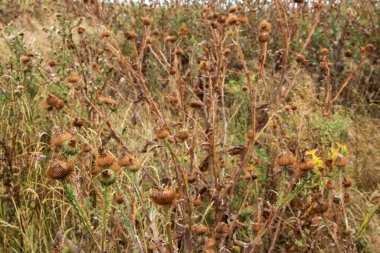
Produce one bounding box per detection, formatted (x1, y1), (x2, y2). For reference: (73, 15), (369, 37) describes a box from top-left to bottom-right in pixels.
(155, 126), (170, 140)
(125, 31), (138, 40)
(238, 15), (249, 24)
(226, 15), (238, 26)
(215, 222), (229, 234)
(99, 29), (112, 39)
(118, 154), (140, 172)
(258, 20), (271, 32)
(247, 129), (255, 139)
(193, 224), (209, 235)
(199, 60), (210, 71)
(20, 55), (31, 65)
(46, 94), (60, 106)
(66, 74), (80, 83)
(77, 26), (85, 34)
(48, 60), (57, 67)
(333, 156), (349, 168)
(51, 132), (74, 150)
(344, 50), (353, 58)
(141, 17), (153, 26)
(297, 160), (314, 171)
(228, 6), (237, 13)
(99, 169), (116, 186)
(73, 118), (85, 128)
(175, 130), (189, 142)
(258, 32), (270, 43)
(179, 25), (189, 36)
(47, 159), (74, 180)
(319, 48), (329, 56)
(54, 100), (65, 110)
(82, 144), (92, 153)
(95, 150), (116, 168)
(325, 178), (335, 190)
(114, 194), (124, 204)
(342, 178), (353, 188)
(193, 197), (203, 207)
(150, 189), (176, 206)
(275, 152), (296, 166)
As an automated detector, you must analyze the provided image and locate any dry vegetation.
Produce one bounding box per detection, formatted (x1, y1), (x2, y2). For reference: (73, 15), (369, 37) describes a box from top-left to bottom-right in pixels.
(0, 0), (380, 252)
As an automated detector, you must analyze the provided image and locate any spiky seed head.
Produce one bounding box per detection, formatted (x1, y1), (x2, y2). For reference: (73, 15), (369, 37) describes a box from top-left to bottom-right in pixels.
(99, 169), (116, 186)
(47, 159), (74, 180)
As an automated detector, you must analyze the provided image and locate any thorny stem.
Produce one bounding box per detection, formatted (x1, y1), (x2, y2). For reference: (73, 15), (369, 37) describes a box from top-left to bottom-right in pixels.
(62, 181), (101, 251)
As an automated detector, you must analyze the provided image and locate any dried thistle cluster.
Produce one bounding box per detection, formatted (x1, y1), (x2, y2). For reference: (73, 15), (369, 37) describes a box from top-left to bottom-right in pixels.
(1, 1), (377, 252)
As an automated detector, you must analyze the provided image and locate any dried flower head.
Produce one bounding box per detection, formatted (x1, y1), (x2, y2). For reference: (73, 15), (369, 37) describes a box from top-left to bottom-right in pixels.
(334, 155), (349, 168)
(118, 154), (140, 172)
(95, 150), (116, 168)
(259, 20), (271, 32)
(199, 60), (210, 71)
(237, 15), (249, 24)
(20, 55), (32, 65)
(258, 32), (270, 43)
(114, 194), (124, 204)
(342, 178), (353, 188)
(150, 188), (177, 206)
(297, 160), (315, 171)
(155, 125), (170, 140)
(77, 26), (85, 34)
(275, 152), (296, 166)
(344, 50), (353, 58)
(179, 25), (189, 36)
(99, 29), (112, 39)
(73, 118), (85, 128)
(226, 15), (238, 26)
(141, 17), (153, 26)
(215, 222), (229, 234)
(228, 6), (237, 13)
(193, 224), (209, 235)
(47, 159), (74, 180)
(319, 48), (329, 56)
(51, 132), (74, 150)
(125, 31), (138, 40)
(66, 74), (80, 83)
(175, 130), (189, 142)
